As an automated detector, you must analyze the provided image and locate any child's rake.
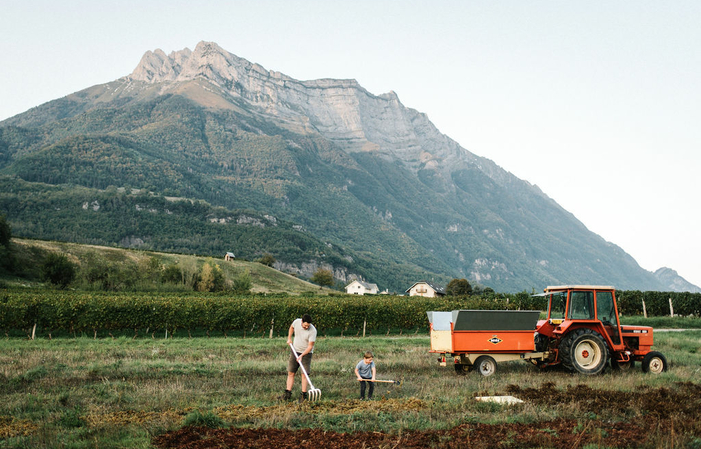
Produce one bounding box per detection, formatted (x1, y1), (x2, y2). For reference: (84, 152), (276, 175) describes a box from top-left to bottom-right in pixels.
(289, 343), (322, 401)
(359, 379), (403, 386)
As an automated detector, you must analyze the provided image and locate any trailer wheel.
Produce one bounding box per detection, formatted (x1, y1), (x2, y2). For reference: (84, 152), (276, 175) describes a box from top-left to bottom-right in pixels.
(559, 328), (608, 375)
(474, 355), (497, 377)
(642, 351), (668, 374)
(454, 363), (471, 375)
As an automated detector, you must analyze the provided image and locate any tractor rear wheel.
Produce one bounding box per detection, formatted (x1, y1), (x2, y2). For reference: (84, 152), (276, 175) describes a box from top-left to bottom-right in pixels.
(559, 328), (608, 375)
(474, 355), (497, 377)
(642, 351), (668, 374)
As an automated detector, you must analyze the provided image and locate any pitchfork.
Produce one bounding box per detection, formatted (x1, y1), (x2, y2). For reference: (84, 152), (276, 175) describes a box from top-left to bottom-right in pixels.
(289, 343), (321, 401)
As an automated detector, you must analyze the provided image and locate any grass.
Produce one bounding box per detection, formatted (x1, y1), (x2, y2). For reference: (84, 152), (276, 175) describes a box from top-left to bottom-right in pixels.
(1, 331), (700, 448)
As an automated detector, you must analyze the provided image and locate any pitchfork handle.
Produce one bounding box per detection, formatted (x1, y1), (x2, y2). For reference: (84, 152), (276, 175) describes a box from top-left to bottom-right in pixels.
(289, 343), (316, 390)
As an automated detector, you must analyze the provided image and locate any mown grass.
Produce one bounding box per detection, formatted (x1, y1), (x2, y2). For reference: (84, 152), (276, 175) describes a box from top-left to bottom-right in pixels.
(1, 329), (700, 448)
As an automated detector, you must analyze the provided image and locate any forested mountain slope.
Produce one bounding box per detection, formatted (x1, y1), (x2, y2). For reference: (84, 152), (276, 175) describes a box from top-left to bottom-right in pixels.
(0, 41), (682, 292)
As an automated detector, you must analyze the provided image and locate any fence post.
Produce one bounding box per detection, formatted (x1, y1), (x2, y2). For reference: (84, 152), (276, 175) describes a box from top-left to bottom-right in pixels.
(669, 297), (674, 317)
(270, 317), (274, 339)
(363, 319), (367, 338)
(642, 299), (647, 319)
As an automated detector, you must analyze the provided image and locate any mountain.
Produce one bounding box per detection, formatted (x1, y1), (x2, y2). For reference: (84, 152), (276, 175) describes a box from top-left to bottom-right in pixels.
(1, 41), (697, 292)
(653, 268), (701, 293)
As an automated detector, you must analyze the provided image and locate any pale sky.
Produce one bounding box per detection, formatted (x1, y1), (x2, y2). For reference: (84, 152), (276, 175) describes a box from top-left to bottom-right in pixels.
(2, 1), (700, 288)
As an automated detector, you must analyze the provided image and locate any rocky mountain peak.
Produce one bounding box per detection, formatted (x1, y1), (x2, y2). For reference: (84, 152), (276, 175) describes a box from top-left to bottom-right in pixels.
(125, 42), (489, 187)
(128, 41), (282, 85)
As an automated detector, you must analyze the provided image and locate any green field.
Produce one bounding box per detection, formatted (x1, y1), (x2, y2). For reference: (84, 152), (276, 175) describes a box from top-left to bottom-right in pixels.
(1, 329), (701, 448)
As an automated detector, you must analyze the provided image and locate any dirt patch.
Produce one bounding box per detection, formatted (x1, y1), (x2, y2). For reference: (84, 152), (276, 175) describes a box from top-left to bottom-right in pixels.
(505, 381), (701, 420)
(152, 420), (649, 449)
(151, 383), (701, 449)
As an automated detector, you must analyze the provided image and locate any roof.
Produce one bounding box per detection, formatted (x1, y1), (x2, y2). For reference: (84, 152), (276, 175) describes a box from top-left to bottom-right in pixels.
(347, 280), (379, 290)
(545, 285), (615, 292)
(225, 252), (235, 257)
(405, 281), (446, 295)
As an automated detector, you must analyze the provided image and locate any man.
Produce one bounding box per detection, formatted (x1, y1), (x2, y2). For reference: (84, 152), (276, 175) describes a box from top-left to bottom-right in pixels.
(281, 314), (317, 402)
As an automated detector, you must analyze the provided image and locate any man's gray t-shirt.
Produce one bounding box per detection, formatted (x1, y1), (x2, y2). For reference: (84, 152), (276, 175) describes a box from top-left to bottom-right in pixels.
(355, 360), (375, 378)
(292, 318), (317, 353)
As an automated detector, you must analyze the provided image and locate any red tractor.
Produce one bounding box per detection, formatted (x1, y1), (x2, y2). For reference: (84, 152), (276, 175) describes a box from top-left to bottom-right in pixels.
(428, 285), (668, 376)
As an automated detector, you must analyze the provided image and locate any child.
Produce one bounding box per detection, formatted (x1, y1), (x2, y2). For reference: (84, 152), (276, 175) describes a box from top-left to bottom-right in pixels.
(355, 351), (376, 400)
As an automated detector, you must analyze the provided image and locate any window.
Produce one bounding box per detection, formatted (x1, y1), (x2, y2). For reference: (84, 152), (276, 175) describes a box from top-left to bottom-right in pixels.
(549, 291), (567, 320)
(568, 291), (594, 320)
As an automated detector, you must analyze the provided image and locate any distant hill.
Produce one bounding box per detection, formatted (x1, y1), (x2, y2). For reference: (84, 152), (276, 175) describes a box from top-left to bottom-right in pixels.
(1, 41), (698, 293)
(8, 238), (332, 295)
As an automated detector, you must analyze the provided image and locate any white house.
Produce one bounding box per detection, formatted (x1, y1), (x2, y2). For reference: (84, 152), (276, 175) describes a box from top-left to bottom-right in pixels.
(345, 280), (379, 295)
(405, 281), (446, 297)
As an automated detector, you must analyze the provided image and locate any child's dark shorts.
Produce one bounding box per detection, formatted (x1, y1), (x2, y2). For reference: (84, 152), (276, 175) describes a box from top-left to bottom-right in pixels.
(288, 352), (313, 374)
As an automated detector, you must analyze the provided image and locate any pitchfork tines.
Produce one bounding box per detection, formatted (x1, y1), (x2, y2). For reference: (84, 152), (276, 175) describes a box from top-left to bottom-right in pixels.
(289, 343), (321, 401)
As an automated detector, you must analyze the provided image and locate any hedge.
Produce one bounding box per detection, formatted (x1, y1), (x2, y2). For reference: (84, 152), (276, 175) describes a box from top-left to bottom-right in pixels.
(0, 290), (521, 337)
(1, 289), (698, 338)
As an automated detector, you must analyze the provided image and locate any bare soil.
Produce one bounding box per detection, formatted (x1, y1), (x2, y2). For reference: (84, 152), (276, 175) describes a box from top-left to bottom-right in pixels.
(153, 382), (701, 449)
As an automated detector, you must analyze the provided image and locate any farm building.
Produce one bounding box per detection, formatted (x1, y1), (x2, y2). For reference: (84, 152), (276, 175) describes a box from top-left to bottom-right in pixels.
(224, 252), (235, 261)
(406, 281), (446, 297)
(345, 280), (380, 295)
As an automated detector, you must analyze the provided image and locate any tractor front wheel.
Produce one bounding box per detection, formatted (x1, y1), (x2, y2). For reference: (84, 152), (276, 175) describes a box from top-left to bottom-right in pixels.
(642, 351), (668, 374)
(474, 355), (497, 377)
(559, 328), (608, 375)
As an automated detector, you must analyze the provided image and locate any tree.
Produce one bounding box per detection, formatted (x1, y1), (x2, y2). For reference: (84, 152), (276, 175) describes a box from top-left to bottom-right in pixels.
(232, 270), (252, 294)
(0, 214), (13, 273)
(196, 262), (225, 292)
(42, 253), (76, 288)
(161, 264), (183, 284)
(0, 214), (10, 248)
(310, 268), (334, 288)
(446, 278), (473, 296)
(258, 253), (276, 267)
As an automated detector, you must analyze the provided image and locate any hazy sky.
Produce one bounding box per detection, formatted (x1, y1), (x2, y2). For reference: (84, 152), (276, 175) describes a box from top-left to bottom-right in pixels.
(2, 1), (700, 287)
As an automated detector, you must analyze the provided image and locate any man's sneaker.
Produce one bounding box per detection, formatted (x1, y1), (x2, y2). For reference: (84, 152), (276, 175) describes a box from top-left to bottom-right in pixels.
(299, 392), (309, 403)
(278, 390), (292, 401)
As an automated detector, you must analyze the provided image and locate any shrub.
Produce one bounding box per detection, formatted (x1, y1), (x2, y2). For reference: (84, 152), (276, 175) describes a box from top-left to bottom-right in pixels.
(232, 271), (252, 294)
(41, 253), (76, 288)
(161, 264), (183, 284)
(258, 253), (276, 267)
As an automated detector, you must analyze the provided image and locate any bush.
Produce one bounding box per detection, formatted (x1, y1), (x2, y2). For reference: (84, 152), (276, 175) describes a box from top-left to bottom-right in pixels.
(258, 253), (276, 267)
(41, 253), (76, 288)
(161, 264), (183, 284)
(232, 271), (252, 294)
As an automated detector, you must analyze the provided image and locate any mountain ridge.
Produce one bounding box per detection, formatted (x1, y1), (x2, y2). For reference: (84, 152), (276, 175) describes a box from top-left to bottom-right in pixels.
(1, 41), (698, 292)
